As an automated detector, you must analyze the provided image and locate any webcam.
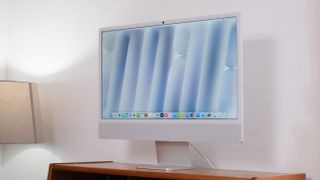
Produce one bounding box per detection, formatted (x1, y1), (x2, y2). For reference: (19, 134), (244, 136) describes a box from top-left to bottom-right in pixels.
(162, 21), (165, 24)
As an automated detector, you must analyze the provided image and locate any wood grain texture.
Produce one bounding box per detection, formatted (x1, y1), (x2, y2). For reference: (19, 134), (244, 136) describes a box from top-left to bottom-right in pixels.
(47, 162), (306, 180)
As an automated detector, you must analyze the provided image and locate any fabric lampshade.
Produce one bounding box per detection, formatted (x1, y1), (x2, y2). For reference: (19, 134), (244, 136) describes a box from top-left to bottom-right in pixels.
(0, 81), (42, 143)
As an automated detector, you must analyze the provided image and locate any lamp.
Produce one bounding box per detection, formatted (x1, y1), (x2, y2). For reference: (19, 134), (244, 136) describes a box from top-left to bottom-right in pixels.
(0, 81), (42, 143)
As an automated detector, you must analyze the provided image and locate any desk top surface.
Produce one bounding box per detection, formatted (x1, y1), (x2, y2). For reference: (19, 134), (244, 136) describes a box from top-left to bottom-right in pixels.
(49, 161), (305, 180)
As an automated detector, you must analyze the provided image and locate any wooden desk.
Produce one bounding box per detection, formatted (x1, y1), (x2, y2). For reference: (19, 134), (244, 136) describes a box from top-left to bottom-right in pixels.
(47, 162), (305, 180)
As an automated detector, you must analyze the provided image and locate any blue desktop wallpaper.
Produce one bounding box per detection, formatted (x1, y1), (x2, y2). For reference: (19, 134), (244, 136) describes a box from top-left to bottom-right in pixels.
(101, 17), (238, 119)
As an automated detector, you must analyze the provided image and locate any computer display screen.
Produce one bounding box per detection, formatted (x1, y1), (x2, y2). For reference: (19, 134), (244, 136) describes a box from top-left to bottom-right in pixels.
(101, 17), (238, 120)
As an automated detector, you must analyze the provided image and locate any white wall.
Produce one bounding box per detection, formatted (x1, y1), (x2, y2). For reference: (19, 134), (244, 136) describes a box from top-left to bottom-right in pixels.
(0, 0), (9, 79)
(3, 0), (320, 179)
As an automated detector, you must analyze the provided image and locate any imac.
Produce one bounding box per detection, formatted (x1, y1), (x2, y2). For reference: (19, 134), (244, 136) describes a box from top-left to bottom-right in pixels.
(99, 13), (243, 170)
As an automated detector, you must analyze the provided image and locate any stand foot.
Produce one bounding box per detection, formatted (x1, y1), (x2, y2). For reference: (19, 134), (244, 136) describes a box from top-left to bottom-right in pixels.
(136, 164), (193, 171)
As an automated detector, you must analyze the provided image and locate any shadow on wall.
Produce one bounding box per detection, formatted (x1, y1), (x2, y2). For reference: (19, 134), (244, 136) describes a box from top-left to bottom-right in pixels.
(1, 143), (61, 180)
(123, 39), (280, 171)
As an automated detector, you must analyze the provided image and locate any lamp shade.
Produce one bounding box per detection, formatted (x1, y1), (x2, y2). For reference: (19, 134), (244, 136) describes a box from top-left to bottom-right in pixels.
(0, 81), (42, 143)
